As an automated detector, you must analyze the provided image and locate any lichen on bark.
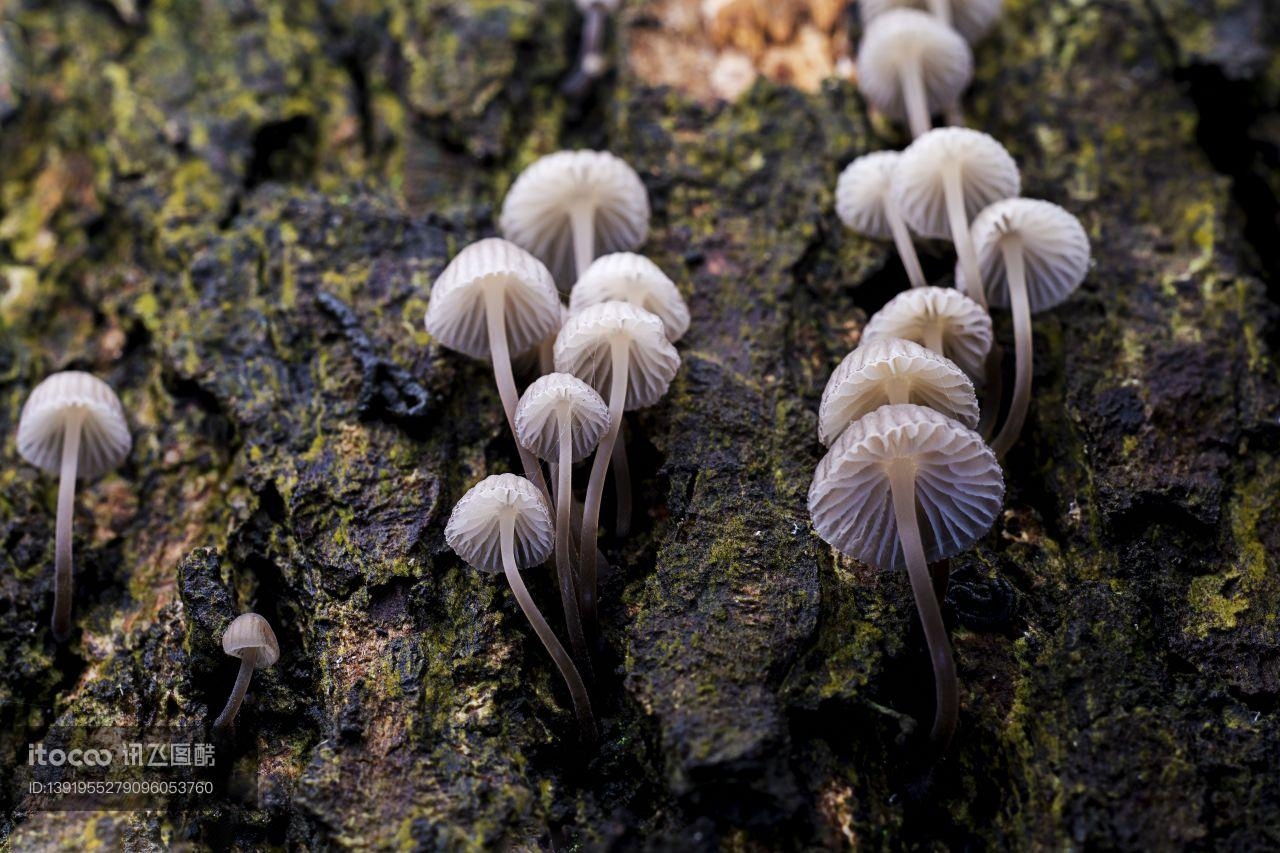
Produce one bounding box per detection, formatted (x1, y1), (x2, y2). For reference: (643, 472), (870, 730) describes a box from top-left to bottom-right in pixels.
(2, 0), (1279, 849)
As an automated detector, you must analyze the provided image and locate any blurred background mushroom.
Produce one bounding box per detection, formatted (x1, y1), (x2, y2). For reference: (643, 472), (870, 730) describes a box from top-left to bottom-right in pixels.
(499, 150), (650, 290)
(446, 474), (596, 742)
(809, 403), (1003, 753)
(554, 302), (680, 632)
(515, 373), (610, 670)
(856, 9), (972, 139)
(213, 612), (280, 734)
(563, 0), (620, 99)
(956, 198), (1091, 457)
(16, 371), (131, 641)
(836, 151), (928, 290)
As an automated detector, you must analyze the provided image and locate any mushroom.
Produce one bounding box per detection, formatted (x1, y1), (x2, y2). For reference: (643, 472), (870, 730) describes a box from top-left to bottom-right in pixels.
(213, 612), (280, 733)
(554, 302), (680, 631)
(425, 238), (562, 498)
(563, 0), (620, 98)
(835, 151), (928, 290)
(569, 252), (690, 535)
(514, 373), (610, 668)
(446, 474), (596, 741)
(955, 198), (1091, 457)
(809, 403), (1003, 751)
(856, 9), (973, 139)
(16, 371), (131, 641)
(499, 150), (650, 291)
(861, 286), (992, 380)
(890, 127), (1020, 313)
(818, 337), (978, 446)
(859, 0), (1004, 44)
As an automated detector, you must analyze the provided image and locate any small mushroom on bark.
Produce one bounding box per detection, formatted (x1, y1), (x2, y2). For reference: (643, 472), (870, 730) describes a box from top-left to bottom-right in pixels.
(16, 371), (131, 641)
(425, 238), (561, 498)
(818, 337), (978, 446)
(860, 0), (1004, 44)
(515, 373), (610, 668)
(554, 302), (680, 632)
(890, 127), (1020, 312)
(213, 612), (279, 733)
(955, 198), (1090, 457)
(836, 151), (928, 289)
(446, 474), (596, 742)
(569, 252), (689, 535)
(809, 403), (1003, 753)
(499, 150), (650, 290)
(856, 9), (973, 139)
(861, 286), (992, 380)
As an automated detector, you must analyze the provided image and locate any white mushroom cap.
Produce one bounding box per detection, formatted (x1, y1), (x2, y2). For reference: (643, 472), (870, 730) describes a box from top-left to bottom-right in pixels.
(222, 613), (280, 667)
(862, 286), (992, 378)
(809, 403), (1003, 571)
(445, 474), (555, 573)
(891, 128), (1020, 240)
(499, 150), (650, 290)
(17, 371), (131, 479)
(424, 238), (562, 360)
(554, 302), (681, 410)
(859, 0), (1004, 43)
(856, 9), (973, 129)
(956, 198), (1091, 313)
(515, 373), (610, 463)
(569, 252), (690, 342)
(835, 151), (905, 240)
(818, 337), (978, 445)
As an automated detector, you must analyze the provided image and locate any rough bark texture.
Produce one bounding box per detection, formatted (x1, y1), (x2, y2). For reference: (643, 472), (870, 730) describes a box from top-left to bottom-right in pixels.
(2, 0), (1279, 849)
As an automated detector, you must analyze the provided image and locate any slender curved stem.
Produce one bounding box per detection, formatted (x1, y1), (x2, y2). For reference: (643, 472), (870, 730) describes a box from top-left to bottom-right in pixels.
(945, 101), (965, 129)
(944, 167), (987, 312)
(570, 206), (596, 283)
(52, 412), (85, 642)
(562, 3), (609, 99)
(612, 423), (632, 537)
(885, 195), (928, 289)
(977, 343), (1002, 440)
(580, 345), (629, 634)
(213, 648), (258, 733)
(886, 380), (910, 406)
(900, 59), (933, 140)
(556, 421), (592, 673)
(925, 0), (952, 26)
(888, 462), (958, 753)
(923, 323), (945, 355)
(484, 288), (552, 505)
(991, 244), (1032, 458)
(539, 332), (556, 376)
(502, 519), (597, 744)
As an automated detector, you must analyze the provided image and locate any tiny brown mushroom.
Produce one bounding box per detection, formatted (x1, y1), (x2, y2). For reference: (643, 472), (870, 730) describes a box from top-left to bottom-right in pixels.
(213, 613), (279, 733)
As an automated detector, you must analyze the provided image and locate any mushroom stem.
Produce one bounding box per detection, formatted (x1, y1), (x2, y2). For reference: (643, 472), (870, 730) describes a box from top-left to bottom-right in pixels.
(899, 59), (933, 140)
(52, 411), (85, 642)
(978, 341), (1004, 440)
(556, 419), (592, 673)
(484, 288), (552, 504)
(502, 518), (597, 743)
(888, 461), (958, 753)
(612, 424), (632, 537)
(570, 205), (596, 283)
(943, 166), (987, 311)
(562, 2), (609, 99)
(945, 101), (965, 128)
(886, 195), (928, 289)
(991, 244), (1032, 458)
(922, 323), (945, 354)
(925, 0), (952, 26)
(213, 647), (259, 733)
(580, 344), (629, 633)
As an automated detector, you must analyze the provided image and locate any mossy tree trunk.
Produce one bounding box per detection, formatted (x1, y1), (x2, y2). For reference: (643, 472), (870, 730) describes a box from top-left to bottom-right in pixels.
(1, 0), (1279, 848)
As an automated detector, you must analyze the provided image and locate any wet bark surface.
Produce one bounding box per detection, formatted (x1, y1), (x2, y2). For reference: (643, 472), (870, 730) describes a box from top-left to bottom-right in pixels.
(1, 0), (1279, 849)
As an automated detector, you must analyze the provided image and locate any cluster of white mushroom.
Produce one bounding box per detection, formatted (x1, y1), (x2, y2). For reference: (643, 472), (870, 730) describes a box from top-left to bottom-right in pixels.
(808, 0), (1096, 753)
(431, 150), (687, 742)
